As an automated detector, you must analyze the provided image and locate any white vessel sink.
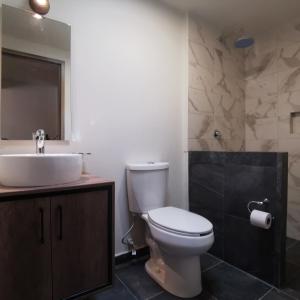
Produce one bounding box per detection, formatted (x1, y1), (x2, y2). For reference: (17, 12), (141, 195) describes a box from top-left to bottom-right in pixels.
(0, 154), (83, 187)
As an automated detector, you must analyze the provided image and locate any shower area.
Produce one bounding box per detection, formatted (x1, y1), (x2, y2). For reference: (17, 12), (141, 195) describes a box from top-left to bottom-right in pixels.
(188, 12), (300, 293)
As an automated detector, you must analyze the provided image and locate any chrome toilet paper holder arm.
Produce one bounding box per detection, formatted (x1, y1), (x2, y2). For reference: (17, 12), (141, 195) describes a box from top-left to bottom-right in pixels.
(247, 198), (270, 214)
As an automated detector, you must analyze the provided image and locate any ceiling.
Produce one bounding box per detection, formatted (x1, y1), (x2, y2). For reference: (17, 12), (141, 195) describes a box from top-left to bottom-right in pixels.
(161, 0), (300, 33)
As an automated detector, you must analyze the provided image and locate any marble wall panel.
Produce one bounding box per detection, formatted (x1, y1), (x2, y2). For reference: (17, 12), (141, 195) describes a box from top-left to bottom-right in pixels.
(245, 17), (300, 240)
(188, 16), (245, 152)
(189, 112), (214, 140)
(188, 14), (300, 240)
(245, 139), (278, 152)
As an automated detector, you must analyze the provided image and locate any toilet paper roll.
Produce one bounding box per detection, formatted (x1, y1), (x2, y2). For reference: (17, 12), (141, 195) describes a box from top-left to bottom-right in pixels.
(250, 210), (272, 229)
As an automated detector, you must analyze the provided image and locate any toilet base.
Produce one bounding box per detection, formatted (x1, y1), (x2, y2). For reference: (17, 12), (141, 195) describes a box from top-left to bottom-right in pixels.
(145, 254), (202, 298)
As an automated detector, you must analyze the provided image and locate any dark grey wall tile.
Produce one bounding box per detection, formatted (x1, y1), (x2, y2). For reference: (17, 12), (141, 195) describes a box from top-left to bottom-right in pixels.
(189, 151), (288, 287)
(190, 206), (223, 233)
(209, 231), (224, 259)
(224, 164), (276, 219)
(224, 215), (276, 284)
(190, 164), (224, 196)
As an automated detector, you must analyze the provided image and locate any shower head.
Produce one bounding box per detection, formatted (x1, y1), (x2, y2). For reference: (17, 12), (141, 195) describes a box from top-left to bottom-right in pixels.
(234, 37), (255, 48)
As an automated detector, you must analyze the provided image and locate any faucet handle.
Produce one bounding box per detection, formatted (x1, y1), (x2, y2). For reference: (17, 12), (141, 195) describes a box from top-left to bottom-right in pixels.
(36, 129), (45, 139)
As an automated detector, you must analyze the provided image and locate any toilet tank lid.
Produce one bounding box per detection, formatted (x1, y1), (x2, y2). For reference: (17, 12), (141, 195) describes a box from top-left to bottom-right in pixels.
(148, 207), (213, 235)
(126, 162), (169, 171)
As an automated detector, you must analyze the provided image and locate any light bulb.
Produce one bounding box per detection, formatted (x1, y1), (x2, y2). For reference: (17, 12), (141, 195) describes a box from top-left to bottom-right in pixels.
(33, 13), (43, 19)
(29, 0), (50, 15)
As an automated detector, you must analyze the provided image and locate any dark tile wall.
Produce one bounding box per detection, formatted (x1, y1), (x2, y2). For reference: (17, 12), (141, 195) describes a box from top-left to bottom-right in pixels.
(189, 151), (288, 287)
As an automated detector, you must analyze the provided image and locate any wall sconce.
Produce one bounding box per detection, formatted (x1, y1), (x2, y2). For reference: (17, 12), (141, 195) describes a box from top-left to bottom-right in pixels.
(29, 0), (50, 16)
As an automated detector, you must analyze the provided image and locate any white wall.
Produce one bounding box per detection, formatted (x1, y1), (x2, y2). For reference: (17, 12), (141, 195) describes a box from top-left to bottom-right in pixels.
(2, 0), (188, 255)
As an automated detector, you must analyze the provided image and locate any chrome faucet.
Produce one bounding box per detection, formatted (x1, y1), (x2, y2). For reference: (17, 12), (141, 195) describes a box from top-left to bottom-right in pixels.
(33, 129), (46, 154)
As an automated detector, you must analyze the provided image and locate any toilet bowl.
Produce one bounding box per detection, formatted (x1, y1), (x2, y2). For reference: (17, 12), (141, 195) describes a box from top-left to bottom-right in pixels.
(126, 162), (214, 298)
(142, 207), (214, 298)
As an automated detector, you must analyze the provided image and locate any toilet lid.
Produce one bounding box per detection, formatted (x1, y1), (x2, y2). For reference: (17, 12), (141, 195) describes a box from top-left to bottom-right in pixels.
(148, 207), (213, 236)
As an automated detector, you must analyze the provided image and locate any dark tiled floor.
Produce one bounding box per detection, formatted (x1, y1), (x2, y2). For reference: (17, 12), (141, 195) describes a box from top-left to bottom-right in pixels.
(84, 239), (300, 300)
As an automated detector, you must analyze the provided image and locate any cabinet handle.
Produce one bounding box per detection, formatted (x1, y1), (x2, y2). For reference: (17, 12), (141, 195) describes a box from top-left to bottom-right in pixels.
(40, 208), (44, 244)
(58, 206), (63, 240)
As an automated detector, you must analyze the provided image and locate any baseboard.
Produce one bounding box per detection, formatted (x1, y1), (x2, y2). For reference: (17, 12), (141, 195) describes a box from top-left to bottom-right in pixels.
(115, 246), (149, 265)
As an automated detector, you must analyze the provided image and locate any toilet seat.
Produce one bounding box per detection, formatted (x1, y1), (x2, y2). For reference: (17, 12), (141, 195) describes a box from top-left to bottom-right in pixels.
(148, 206), (213, 237)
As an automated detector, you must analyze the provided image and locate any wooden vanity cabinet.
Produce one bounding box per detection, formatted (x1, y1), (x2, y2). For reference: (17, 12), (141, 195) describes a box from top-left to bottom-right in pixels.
(0, 176), (114, 300)
(0, 196), (52, 300)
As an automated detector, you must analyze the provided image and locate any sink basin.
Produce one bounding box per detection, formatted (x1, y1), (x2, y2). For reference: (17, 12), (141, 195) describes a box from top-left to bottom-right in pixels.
(0, 154), (83, 187)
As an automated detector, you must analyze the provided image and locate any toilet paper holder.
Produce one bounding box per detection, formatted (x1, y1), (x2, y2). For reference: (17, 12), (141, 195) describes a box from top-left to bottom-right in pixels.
(247, 198), (270, 214)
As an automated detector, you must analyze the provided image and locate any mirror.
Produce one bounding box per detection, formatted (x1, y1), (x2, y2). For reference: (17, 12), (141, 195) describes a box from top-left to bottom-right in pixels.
(1, 5), (71, 141)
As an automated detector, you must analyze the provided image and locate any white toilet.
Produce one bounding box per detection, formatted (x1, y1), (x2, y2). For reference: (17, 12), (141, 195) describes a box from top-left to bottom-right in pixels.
(126, 162), (214, 298)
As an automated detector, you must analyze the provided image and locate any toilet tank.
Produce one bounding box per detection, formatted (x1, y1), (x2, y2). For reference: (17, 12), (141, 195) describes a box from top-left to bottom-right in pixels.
(126, 162), (169, 214)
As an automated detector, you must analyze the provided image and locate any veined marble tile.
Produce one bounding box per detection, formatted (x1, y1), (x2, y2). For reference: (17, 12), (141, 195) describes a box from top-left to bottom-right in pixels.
(188, 18), (206, 46)
(278, 91), (300, 117)
(213, 92), (245, 120)
(245, 116), (277, 140)
(189, 137), (244, 152)
(246, 30), (278, 56)
(246, 95), (277, 119)
(188, 138), (216, 151)
(214, 73), (244, 99)
(215, 138), (245, 152)
(278, 115), (300, 139)
(189, 63), (214, 92)
(277, 43), (300, 72)
(214, 48), (244, 79)
(288, 185), (300, 203)
(189, 41), (214, 71)
(245, 74), (278, 98)
(245, 139), (278, 152)
(278, 138), (300, 153)
(230, 117), (245, 140)
(288, 154), (300, 188)
(278, 17), (300, 45)
(188, 88), (214, 114)
(214, 115), (232, 139)
(188, 43), (197, 65)
(188, 17), (219, 49)
(278, 67), (300, 93)
(287, 200), (300, 240)
(189, 112), (214, 140)
(218, 28), (248, 61)
(214, 115), (244, 140)
(245, 49), (279, 80)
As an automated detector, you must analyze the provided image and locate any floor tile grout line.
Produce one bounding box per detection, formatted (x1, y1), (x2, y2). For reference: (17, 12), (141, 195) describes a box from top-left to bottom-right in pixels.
(221, 261), (274, 289)
(205, 252), (223, 262)
(206, 251), (300, 297)
(145, 291), (164, 300)
(115, 273), (139, 300)
(203, 261), (223, 273)
(258, 287), (273, 300)
(275, 288), (300, 300)
(203, 253), (273, 287)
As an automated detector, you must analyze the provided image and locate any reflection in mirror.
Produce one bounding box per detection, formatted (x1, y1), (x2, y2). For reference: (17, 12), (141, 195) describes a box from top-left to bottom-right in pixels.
(1, 5), (71, 141)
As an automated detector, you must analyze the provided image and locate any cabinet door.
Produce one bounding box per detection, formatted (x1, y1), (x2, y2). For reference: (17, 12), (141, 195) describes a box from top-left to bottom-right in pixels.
(51, 190), (110, 300)
(0, 197), (52, 300)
